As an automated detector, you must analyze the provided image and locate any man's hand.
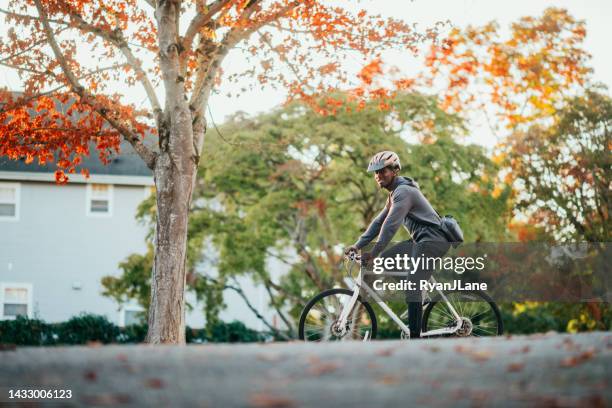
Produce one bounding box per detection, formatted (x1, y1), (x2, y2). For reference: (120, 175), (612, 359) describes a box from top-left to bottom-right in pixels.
(344, 245), (358, 256)
(360, 251), (374, 266)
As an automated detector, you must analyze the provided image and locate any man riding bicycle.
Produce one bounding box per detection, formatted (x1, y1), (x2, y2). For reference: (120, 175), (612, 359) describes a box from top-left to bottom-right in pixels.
(345, 151), (450, 339)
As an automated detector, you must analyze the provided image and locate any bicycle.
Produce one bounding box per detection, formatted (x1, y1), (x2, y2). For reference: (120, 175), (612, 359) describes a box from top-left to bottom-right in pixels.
(298, 250), (503, 341)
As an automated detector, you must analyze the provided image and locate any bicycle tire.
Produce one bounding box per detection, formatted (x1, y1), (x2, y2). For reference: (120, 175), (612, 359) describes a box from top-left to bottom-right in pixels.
(298, 288), (378, 341)
(422, 290), (503, 336)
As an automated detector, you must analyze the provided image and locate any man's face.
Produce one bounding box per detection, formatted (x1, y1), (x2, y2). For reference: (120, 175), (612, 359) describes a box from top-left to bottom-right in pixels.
(374, 167), (396, 189)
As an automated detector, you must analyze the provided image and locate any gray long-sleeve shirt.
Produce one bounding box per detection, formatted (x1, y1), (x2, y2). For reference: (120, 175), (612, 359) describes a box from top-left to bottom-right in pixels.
(354, 176), (447, 256)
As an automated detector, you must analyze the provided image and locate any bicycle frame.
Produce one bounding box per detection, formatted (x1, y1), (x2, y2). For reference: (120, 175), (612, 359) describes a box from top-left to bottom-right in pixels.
(337, 266), (463, 339)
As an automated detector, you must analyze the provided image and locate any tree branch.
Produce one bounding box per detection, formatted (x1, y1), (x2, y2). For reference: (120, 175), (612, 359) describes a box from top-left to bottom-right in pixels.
(182, 0), (232, 53)
(0, 64), (128, 114)
(259, 31), (306, 88)
(202, 275), (290, 340)
(1, 6), (161, 120)
(189, 1), (298, 115)
(0, 27), (69, 65)
(33, 0), (157, 169)
(67, 12), (162, 123)
(231, 1), (299, 44)
(0, 7), (68, 25)
(262, 280), (295, 337)
(0, 62), (49, 76)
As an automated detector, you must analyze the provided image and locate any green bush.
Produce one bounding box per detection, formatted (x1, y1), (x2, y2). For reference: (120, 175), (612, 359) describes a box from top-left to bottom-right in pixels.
(501, 307), (562, 334)
(186, 326), (207, 343)
(117, 324), (148, 343)
(57, 314), (119, 344)
(0, 315), (267, 346)
(500, 302), (612, 334)
(208, 321), (263, 343)
(0, 316), (54, 345)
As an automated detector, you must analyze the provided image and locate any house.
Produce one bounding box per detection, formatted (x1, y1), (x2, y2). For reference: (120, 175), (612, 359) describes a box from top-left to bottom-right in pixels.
(0, 144), (288, 331)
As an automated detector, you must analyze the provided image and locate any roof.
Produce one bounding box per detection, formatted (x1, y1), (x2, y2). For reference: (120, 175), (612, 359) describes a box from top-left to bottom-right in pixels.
(0, 142), (151, 176)
(0, 93), (155, 185)
(0, 142), (155, 186)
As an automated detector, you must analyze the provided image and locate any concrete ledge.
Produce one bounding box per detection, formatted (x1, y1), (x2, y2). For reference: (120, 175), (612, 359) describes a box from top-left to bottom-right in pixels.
(0, 332), (610, 407)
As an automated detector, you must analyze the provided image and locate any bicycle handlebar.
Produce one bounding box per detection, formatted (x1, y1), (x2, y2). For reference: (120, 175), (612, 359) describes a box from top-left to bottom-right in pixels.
(345, 250), (361, 262)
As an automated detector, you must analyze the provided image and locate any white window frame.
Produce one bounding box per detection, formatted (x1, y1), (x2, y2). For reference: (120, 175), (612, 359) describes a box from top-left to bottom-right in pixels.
(0, 182), (20, 222)
(86, 183), (113, 217)
(118, 304), (145, 327)
(0, 282), (33, 320)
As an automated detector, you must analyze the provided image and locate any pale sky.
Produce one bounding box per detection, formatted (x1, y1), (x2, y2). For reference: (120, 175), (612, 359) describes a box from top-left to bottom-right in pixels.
(1, 0), (610, 148)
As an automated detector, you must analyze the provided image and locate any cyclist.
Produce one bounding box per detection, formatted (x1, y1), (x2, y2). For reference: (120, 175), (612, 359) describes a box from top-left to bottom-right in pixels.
(344, 151), (450, 339)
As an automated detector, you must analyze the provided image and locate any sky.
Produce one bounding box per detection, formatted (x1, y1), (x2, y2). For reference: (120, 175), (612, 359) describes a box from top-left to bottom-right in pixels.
(1, 0), (610, 148)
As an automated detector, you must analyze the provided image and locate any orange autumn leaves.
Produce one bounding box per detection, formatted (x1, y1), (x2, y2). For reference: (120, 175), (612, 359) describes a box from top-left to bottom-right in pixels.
(301, 57), (416, 116)
(0, 90), (151, 182)
(357, 58), (383, 85)
(424, 8), (591, 129)
(309, 7), (590, 129)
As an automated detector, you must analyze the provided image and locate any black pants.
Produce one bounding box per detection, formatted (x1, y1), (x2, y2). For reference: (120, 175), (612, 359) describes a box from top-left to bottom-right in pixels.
(379, 240), (450, 338)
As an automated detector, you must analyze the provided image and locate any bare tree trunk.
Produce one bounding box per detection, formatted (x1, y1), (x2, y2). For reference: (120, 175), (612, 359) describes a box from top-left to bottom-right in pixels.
(146, 152), (197, 344)
(144, 0), (260, 344)
(146, 0), (198, 344)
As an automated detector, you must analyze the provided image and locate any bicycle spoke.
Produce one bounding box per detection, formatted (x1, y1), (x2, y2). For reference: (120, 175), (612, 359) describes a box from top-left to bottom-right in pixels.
(300, 290), (375, 342)
(305, 330), (324, 341)
(433, 305), (456, 321)
(463, 301), (479, 317)
(434, 315), (455, 326)
(311, 304), (332, 320)
(423, 291), (502, 337)
(331, 294), (343, 313)
(473, 326), (496, 335)
(468, 308), (491, 321)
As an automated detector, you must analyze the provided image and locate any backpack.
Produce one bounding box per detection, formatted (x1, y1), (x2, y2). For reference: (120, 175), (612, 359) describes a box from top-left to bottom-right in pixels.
(438, 215), (464, 248)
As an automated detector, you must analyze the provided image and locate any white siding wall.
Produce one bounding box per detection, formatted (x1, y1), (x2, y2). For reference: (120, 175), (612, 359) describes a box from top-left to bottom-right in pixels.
(0, 179), (292, 330)
(0, 181), (149, 324)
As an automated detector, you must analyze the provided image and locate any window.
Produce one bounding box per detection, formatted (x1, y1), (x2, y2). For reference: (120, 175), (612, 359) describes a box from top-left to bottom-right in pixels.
(0, 182), (20, 221)
(119, 305), (145, 327)
(86, 183), (113, 216)
(1, 283), (32, 319)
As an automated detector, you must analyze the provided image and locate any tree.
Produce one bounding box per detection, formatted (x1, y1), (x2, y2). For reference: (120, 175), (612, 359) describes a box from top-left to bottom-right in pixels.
(423, 7), (604, 240)
(104, 92), (512, 333)
(0, 1), (437, 343)
(506, 89), (611, 242)
(424, 7), (591, 132)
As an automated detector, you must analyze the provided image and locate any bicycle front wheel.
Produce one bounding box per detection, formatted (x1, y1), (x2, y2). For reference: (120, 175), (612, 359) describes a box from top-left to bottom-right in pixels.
(298, 288), (377, 342)
(422, 290), (503, 337)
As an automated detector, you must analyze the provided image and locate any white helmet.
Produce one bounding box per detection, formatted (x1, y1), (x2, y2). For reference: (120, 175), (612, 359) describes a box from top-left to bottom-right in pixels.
(367, 151), (401, 172)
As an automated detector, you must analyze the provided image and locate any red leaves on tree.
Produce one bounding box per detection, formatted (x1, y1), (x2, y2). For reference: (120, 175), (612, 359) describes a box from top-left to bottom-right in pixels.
(0, 90), (152, 183)
(357, 58), (383, 86)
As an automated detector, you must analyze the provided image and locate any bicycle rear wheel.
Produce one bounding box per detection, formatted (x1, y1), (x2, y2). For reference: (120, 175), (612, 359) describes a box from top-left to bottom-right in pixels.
(298, 288), (377, 342)
(422, 290), (503, 337)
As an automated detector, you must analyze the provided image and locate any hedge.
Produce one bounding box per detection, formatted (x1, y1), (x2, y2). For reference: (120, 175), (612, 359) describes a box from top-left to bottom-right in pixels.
(0, 314), (268, 346)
